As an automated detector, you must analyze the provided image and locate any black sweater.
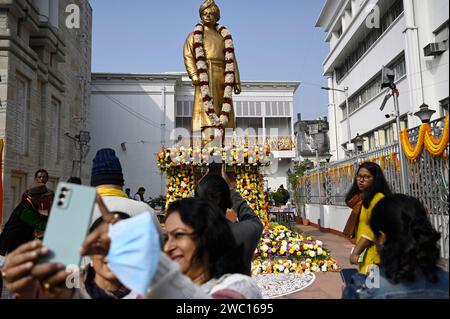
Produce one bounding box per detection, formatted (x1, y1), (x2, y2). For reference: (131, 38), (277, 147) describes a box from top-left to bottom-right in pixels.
(0, 200), (48, 255)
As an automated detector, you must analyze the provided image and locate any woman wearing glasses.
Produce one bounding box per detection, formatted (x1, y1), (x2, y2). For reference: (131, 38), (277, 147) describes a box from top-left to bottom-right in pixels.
(2, 198), (262, 299)
(345, 162), (392, 274)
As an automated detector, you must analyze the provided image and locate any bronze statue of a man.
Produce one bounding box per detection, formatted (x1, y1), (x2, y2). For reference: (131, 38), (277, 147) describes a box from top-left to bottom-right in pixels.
(184, 0), (241, 142)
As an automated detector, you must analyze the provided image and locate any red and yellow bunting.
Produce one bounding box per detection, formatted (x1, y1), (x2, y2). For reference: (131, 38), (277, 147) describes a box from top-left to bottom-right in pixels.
(400, 115), (449, 161)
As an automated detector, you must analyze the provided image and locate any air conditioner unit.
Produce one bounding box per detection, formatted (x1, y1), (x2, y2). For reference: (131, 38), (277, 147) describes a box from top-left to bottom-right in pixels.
(424, 42), (446, 57)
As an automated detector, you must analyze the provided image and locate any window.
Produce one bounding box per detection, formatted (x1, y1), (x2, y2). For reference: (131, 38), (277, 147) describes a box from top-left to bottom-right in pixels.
(249, 102), (255, 116)
(265, 118), (292, 136)
(243, 101), (249, 116)
(235, 101), (243, 116)
(9, 171), (27, 215)
(50, 98), (61, 162)
(361, 116), (408, 150)
(236, 118), (263, 132)
(271, 102), (277, 116)
(183, 101), (191, 117)
(385, 124), (395, 145)
(176, 101), (183, 116)
(335, 25), (343, 39)
(175, 117), (192, 132)
(285, 102), (291, 117)
(255, 102), (262, 116)
(343, 55), (406, 115)
(278, 102), (284, 116)
(440, 98), (449, 117)
(265, 102), (271, 116)
(14, 74), (30, 155)
(336, 0), (404, 82)
(176, 101), (193, 117)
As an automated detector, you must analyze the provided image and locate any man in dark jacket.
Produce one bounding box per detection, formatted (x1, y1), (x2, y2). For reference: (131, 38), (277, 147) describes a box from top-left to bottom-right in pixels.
(195, 165), (263, 276)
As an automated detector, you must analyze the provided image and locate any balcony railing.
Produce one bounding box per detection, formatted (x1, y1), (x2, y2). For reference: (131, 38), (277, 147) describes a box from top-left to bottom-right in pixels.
(189, 135), (295, 151)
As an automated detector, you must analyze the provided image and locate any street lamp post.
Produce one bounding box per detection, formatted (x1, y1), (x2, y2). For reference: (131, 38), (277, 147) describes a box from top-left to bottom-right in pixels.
(353, 133), (365, 162)
(65, 130), (91, 178)
(380, 66), (408, 193)
(414, 103), (436, 123)
(322, 86), (352, 156)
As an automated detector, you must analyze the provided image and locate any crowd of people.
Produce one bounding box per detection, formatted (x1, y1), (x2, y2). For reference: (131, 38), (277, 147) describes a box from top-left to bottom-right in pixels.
(0, 147), (448, 299)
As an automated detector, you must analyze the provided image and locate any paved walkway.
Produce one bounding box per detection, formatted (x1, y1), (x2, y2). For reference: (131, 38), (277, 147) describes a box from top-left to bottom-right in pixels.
(279, 224), (357, 299)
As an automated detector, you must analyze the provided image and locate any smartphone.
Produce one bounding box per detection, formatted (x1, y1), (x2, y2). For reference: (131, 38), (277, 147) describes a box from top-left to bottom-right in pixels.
(38, 182), (97, 267)
(340, 268), (358, 286)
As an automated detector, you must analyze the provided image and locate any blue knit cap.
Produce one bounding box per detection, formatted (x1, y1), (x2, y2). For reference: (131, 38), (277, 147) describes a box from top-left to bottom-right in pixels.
(90, 148), (124, 187)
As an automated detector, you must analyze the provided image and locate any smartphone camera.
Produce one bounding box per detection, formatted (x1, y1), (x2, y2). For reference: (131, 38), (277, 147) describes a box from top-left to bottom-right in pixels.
(57, 187), (70, 207)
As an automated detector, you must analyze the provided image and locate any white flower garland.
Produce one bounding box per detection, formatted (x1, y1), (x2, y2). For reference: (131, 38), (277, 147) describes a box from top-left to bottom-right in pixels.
(193, 23), (235, 127)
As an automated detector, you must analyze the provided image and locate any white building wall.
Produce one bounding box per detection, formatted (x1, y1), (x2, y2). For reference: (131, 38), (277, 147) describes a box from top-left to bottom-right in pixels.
(264, 159), (291, 192)
(90, 76), (178, 199)
(317, 0), (449, 160)
(414, 0), (449, 121)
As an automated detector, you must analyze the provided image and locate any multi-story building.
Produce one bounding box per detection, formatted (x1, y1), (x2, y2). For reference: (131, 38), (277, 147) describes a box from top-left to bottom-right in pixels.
(316, 0), (449, 161)
(293, 113), (330, 165)
(90, 73), (299, 198)
(0, 0), (92, 223)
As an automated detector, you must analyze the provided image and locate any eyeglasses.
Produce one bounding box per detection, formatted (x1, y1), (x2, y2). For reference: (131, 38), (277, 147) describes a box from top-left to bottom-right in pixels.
(356, 175), (373, 182)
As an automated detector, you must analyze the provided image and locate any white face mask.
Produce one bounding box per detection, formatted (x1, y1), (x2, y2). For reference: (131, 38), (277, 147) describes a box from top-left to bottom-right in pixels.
(107, 212), (161, 295)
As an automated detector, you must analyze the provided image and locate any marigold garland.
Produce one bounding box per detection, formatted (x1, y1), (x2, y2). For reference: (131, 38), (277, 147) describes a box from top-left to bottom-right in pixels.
(400, 115), (449, 160)
(193, 23), (236, 126)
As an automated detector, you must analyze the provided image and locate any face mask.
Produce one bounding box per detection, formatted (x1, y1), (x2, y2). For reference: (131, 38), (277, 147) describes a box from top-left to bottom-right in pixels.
(107, 212), (161, 295)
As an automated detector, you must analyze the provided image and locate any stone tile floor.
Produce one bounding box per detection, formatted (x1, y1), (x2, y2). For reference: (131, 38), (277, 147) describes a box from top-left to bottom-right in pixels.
(278, 224), (357, 299)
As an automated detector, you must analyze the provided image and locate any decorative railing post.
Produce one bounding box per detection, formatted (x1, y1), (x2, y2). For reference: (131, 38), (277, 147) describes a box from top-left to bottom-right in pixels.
(324, 166), (333, 205)
(305, 176), (312, 204)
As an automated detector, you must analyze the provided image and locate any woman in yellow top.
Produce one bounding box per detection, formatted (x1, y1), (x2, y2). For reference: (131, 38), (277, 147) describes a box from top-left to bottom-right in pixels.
(345, 162), (392, 274)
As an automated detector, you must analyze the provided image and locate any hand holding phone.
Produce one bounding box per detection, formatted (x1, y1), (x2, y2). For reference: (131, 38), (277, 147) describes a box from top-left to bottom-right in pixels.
(39, 182), (97, 267)
(340, 268), (358, 286)
(80, 195), (116, 257)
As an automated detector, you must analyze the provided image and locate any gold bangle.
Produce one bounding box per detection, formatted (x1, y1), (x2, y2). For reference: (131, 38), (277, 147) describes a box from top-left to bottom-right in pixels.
(43, 282), (51, 290)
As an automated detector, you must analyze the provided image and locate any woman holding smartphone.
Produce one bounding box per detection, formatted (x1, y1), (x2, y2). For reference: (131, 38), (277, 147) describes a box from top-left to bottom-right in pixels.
(1, 197), (261, 299)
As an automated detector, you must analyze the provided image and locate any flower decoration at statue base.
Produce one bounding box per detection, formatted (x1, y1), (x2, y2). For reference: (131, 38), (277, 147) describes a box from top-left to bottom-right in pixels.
(164, 167), (195, 210)
(157, 143), (339, 275)
(251, 223), (339, 275)
(157, 143), (272, 212)
(235, 166), (269, 226)
(157, 144), (271, 170)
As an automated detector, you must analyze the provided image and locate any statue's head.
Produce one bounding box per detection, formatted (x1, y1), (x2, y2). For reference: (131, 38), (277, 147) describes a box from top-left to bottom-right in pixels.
(199, 0), (221, 24)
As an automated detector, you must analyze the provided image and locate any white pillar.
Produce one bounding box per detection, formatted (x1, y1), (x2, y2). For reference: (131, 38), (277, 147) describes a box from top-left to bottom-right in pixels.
(326, 75), (340, 161)
(403, 0), (425, 128)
